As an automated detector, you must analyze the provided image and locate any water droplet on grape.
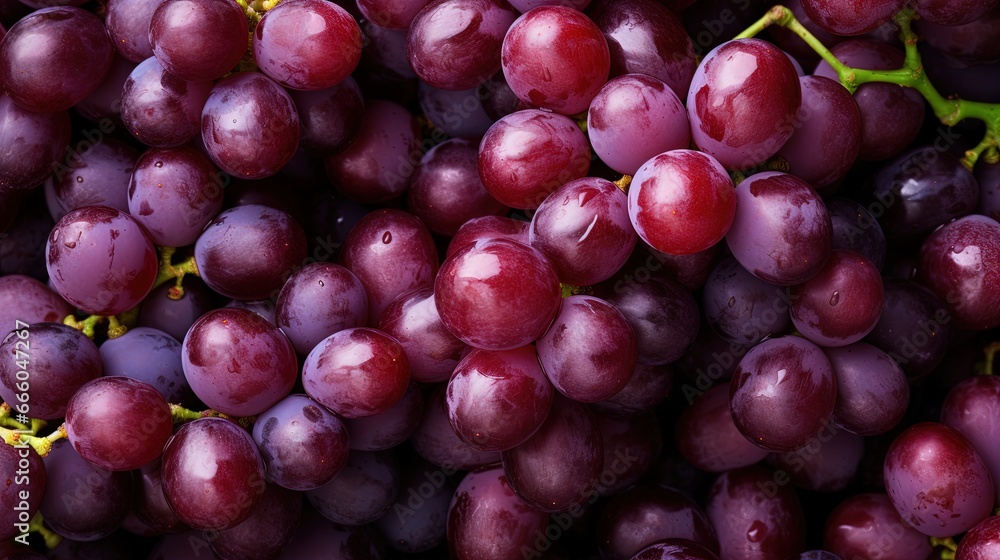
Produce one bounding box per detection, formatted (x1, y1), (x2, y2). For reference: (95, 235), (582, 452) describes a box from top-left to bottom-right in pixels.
(830, 291), (840, 306)
(747, 520), (768, 542)
(542, 66), (552, 82)
(728, 296), (736, 308)
(64, 241), (76, 249)
(155, 161), (163, 168)
(382, 231), (392, 244)
(75, 176), (83, 183)
(951, 244), (965, 254)
(318, 280), (325, 287)
(577, 189), (594, 207)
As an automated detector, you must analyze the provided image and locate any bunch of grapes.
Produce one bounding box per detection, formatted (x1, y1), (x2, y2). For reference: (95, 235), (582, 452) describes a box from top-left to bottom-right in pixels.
(1, 0), (1000, 558)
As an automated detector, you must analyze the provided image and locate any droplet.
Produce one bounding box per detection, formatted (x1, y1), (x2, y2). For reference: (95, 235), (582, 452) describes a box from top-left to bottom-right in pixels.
(542, 66), (552, 82)
(318, 280), (325, 287)
(154, 161), (163, 168)
(382, 231), (392, 244)
(829, 291), (840, 306)
(746, 520), (768, 543)
(63, 241), (76, 249)
(728, 296), (736, 308)
(951, 244), (965, 254)
(75, 176), (83, 183)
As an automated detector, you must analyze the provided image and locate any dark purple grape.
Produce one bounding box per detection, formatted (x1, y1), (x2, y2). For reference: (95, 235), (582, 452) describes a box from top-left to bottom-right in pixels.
(343, 381), (423, 451)
(200, 72), (300, 179)
(913, 0), (997, 25)
(105, 0), (164, 62)
(601, 275), (700, 365)
(252, 394), (350, 491)
(592, 362), (673, 417)
(826, 342), (908, 436)
(277, 508), (387, 559)
(137, 277), (215, 343)
(918, 5), (1000, 63)
(628, 539), (721, 560)
(210, 483), (303, 560)
(377, 287), (467, 384)
(956, 515), (1000, 560)
(148, 531), (223, 559)
(417, 81), (496, 139)
(305, 449), (401, 526)
(725, 171), (832, 286)
(275, 262), (368, 356)
(823, 493), (932, 560)
(767, 428), (864, 492)
(161, 417), (266, 531)
(800, 0), (905, 35)
(148, 0), (248, 81)
(411, 384), (502, 471)
(0, 441), (46, 541)
(182, 307), (298, 416)
(702, 256), (791, 346)
(0, 274), (72, 332)
(290, 76), (365, 157)
(864, 278), (951, 379)
(48, 138), (137, 218)
(0, 323), (103, 420)
(676, 383), (769, 472)
(65, 377), (173, 471)
(374, 458), (453, 553)
(40, 441), (132, 541)
(597, 486), (718, 559)
(358, 0), (431, 28)
(0, 94), (71, 192)
(0, 7), (113, 112)
(941, 375), (1000, 503)
(979, 160), (1000, 221)
(884, 422), (994, 537)
(120, 56), (213, 148)
(730, 336), (837, 452)
(75, 54), (136, 122)
(790, 249), (883, 347)
(134, 459), (188, 534)
(594, 410), (662, 495)
(827, 197), (887, 270)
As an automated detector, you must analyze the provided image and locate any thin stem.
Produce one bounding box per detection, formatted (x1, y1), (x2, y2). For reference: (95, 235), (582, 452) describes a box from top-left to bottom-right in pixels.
(170, 404), (230, 424)
(0, 424), (66, 457)
(29, 513), (63, 550)
(982, 342), (1000, 376)
(0, 403), (29, 431)
(153, 246), (200, 298)
(930, 536), (958, 560)
(62, 314), (103, 339)
(613, 175), (632, 193)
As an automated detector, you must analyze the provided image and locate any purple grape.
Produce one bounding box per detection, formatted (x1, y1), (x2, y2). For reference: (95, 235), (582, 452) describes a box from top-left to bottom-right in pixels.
(956, 515), (1000, 560)
(864, 278), (951, 379)
(343, 381), (423, 451)
(592, 362), (674, 417)
(979, 160), (1000, 221)
(134, 459), (188, 534)
(0, 94), (71, 192)
(275, 261), (369, 356)
(628, 540), (721, 560)
(597, 486), (718, 559)
(594, 410), (662, 495)
(529, 177), (637, 286)
(40, 441), (132, 541)
(161, 417), (266, 531)
(210, 483), (303, 560)
(252, 394), (350, 491)
(290, 77), (366, 157)
(374, 458), (453, 553)
(446, 215), (530, 259)
(49, 138), (137, 217)
(148, 0), (248, 81)
(120, 56), (213, 148)
(148, 531), (223, 559)
(0, 274), (72, 332)
(823, 493), (932, 560)
(417, 82), (496, 139)
(826, 342), (909, 436)
(0, 7), (113, 112)
(767, 427), (864, 492)
(76, 54), (136, 122)
(702, 256), (791, 346)
(377, 287), (468, 384)
(305, 449), (401, 526)
(790, 249), (883, 347)
(0, 441), (46, 541)
(277, 508), (387, 559)
(600, 275), (700, 365)
(200, 72), (301, 179)
(827, 197), (887, 271)
(358, 0), (431, 28)
(105, 0), (165, 62)
(913, 0), (997, 25)
(941, 375), (1000, 503)
(676, 383), (769, 472)
(137, 277), (215, 343)
(410, 384), (502, 470)
(800, 0), (905, 35)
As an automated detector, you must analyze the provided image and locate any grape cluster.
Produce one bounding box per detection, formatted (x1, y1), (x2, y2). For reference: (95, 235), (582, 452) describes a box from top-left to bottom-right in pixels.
(1, 0), (1000, 558)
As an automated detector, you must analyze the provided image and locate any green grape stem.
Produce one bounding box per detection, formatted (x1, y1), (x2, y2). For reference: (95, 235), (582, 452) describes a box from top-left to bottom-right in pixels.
(735, 5), (1000, 169)
(29, 512), (63, 550)
(0, 424), (66, 457)
(153, 246), (200, 299)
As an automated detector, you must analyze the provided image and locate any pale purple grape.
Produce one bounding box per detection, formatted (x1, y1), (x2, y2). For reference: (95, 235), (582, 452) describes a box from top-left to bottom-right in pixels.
(0, 274), (72, 332)
(588, 74), (691, 175)
(826, 342), (908, 436)
(305, 449), (401, 526)
(148, 0), (248, 81)
(377, 287), (467, 384)
(675, 383), (769, 473)
(0, 94), (71, 192)
(941, 375), (1000, 503)
(343, 382), (423, 451)
(49, 138), (137, 217)
(411, 384), (502, 470)
(40, 441), (132, 541)
(275, 262), (368, 355)
(823, 493), (932, 560)
(105, 0), (165, 61)
(99, 326), (190, 404)
(120, 56), (213, 148)
(417, 82), (496, 140)
(290, 77), (365, 157)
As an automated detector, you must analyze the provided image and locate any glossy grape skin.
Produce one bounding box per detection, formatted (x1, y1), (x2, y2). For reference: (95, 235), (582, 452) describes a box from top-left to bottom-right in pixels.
(884, 422), (995, 537)
(956, 516), (1000, 560)
(629, 540), (721, 560)
(0, 94), (71, 192)
(182, 307), (298, 416)
(529, 177), (636, 286)
(377, 287), (466, 384)
(0, 323), (103, 420)
(585, 0), (696, 99)
(676, 383), (769, 473)
(358, 0), (430, 28)
(194, 204), (308, 301)
(210, 483), (302, 560)
(702, 257), (791, 346)
(200, 72), (301, 179)
(501, 395), (603, 512)
(406, 0), (518, 91)
(411, 384), (502, 470)
(0, 442), (46, 541)
(120, 56), (213, 148)
(324, 99), (422, 204)
(47, 139), (135, 220)
(826, 342), (908, 436)
(339, 208), (439, 325)
(275, 262), (367, 355)
(686, 39), (801, 170)
(800, 0), (905, 35)
(775, 75), (861, 193)
(827, 197), (887, 271)
(447, 467), (550, 560)
(601, 275), (700, 366)
(39, 441), (132, 541)
(725, 171), (832, 286)
(275, 509), (387, 559)
(344, 381), (423, 450)
(0, 274), (72, 332)
(790, 249), (883, 347)
(137, 277), (215, 343)
(594, 410), (662, 495)
(941, 375), (1000, 503)
(446, 215), (530, 258)
(730, 336), (837, 452)
(406, 138), (508, 237)
(417, 81), (496, 139)
(916, 0), (999, 27)
(0, 7), (113, 112)
(870, 147), (980, 243)
(706, 466), (806, 560)
(161, 418), (266, 531)
(302, 327), (410, 419)
(148, 0), (248, 81)
(767, 428), (864, 492)
(864, 279), (951, 380)
(477, 109), (591, 210)
(629, 150), (736, 256)
(588, 74), (691, 176)
(823, 493), (933, 560)
(305, 449), (401, 526)
(918, 7), (1000, 64)
(290, 76), (365, 157)
(65, 377), (173, 471)
(916, 214), (1000, 330)
(105, 0), (164, 62)
(597, 486), (719, 559)
(446, 345), (554, 452)
(133, 459), (188, 534)
(501, 5), (610, 115)
(593, 363), (673, 417)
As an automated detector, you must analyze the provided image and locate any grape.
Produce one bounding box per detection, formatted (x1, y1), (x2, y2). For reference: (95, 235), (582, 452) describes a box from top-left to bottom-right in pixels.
(594, 410), (662, 495)
(358, 0), (431, 28)
(417, 81), (496, 139)
(358, 19), (418, 81)
(586, 0), (697, 99)
(536, 295), (636, 402)
(305, 449), (401, 526)
(790, 249), (883, 347)
(252, 394), (350, 491)
(105, 0), (165, 62)
(411, 384), (502, 470)
(725, 171), (832, 286)
(0, 274), (72, 333)
(0, 94), (71, 192)
(510, 0), (591, 11)
(940, 375), (1000, 503)
(0, 442), (46, 541)
(210, 483), (303, 560)
(200, 72), (301, 179)
(596, 486), (719, 559)
(0, 7), (113, 112)
(600, 275), (699, 365)
(338, 208), (439, 325)
(730, 336), (837, 452)
(628, 540), (721, 560)
(956, 515), (1000, 560)
(194, 204), (308, 301)
(917, 6), (1000, 63)
(447, 467), (550, 560)
(864, 279), (951, 379)
(702, 257), (791, 346)
(290, 76), (365, 157)
(275, 262), (367, 355)
(823, 493), (932, 560)
(501, 5), (610, 115)
(0, 323), (103, 420)
(446, 345), (554, 451)
(49, 138), (137, 218)
(767, 428), (864, 492)
(912, 0), (998, 26)
(343, 381), (424, 451)
(254, 0), (361, 90)
(302, 327), (410, 418)
(374, 458), (453, 553)
(883, 422), (994, 537)
(826, 342), (908, 436)
(148, 0), (248, 81)
(435, 238), (560, 350)
(406, 0), (518, 91)
(588, 74), (691, 176)
(120, 56), (213, 148)
(979, 160), (1000, 221)
(406, 138), (508, 237)
(477, 109), (591, 210)
(592, 363), (673, 417)
(134, 459), (188, 534)
(40, 441), (132, 541)
(76, 54), (137, 122)
(137, 277), (215, 343)
(161, 417), (266, 531)
(916, 214), (1000, 330)
(686, 38), (801, 170)
(148, 531), (224, 559)
(277, 508), (387, 559)
(628, 149), (736, 256)
(377, 287), (467, 384)
(800, 0), (905, 35)
(46, 205), (159, 316)
(675, 383), (769, 472)
(446, 215), (530, 259)
(65, 377), (173, 471)
(827, 197), (887, 270)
